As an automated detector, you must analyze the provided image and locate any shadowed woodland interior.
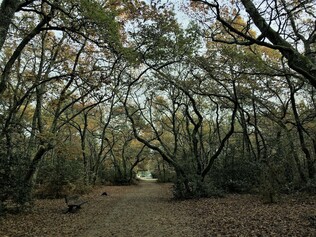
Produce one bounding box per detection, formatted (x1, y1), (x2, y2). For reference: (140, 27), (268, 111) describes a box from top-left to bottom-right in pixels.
(0, 0), (315, 216)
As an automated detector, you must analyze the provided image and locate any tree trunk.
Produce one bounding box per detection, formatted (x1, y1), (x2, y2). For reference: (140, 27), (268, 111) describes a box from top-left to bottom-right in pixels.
(287, 78), (315, 179)
(0, 0), (22, 50)
(24, 145), (51, 184)
(240, 0), (316, 87)
(0, 10), (53, 95)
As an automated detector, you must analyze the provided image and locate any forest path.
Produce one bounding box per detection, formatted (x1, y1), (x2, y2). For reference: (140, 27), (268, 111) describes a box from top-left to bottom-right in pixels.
(77, 181), (197, 237)
(1, 181), (315, 236)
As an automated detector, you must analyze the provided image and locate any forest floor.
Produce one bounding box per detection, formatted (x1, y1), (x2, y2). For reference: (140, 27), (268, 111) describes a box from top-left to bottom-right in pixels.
(0, 181), (316, 237)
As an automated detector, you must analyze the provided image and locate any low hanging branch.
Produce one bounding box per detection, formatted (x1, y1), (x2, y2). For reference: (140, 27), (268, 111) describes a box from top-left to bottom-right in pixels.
(191, 0), (316, 88)
(0, 10), (54, 95)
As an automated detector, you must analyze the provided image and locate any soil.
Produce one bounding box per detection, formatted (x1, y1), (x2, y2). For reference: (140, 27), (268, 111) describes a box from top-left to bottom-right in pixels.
(0, 181), (315, 237)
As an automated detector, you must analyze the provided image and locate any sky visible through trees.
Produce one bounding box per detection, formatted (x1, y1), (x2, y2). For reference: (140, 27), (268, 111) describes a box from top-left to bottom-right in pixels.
(0, 0), (315, 215)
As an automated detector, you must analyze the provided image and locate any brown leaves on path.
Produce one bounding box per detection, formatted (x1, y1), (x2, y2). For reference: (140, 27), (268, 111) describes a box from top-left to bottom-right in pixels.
(0, 181), (315, 236)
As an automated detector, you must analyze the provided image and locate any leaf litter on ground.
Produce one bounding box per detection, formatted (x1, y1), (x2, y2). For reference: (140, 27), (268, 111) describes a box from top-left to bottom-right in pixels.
(0, 182), (315, 236)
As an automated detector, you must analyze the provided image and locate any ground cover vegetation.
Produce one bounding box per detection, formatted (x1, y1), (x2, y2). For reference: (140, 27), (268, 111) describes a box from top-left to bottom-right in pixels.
(0, 0), (315, 214)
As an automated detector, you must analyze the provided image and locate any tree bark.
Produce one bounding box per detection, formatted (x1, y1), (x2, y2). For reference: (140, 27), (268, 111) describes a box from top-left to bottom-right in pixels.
(0, 0), (22, 51)
(24, 145), (51, 184)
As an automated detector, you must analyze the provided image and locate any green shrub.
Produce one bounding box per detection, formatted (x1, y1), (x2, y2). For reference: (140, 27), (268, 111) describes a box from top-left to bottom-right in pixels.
(172, 174), (225, 199)
(0, 150), (33, 212)
(300, 178), (316, 194)
(35, 157), (86, 198)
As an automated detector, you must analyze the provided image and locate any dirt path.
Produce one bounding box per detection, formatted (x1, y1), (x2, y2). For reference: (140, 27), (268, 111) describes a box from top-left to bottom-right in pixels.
(77, 181), (197, 237)
(1, 181), (316, 236)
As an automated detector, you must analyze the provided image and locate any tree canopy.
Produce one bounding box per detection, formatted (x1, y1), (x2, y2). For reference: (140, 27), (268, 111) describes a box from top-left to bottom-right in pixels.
(0, 0), (315, 212)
